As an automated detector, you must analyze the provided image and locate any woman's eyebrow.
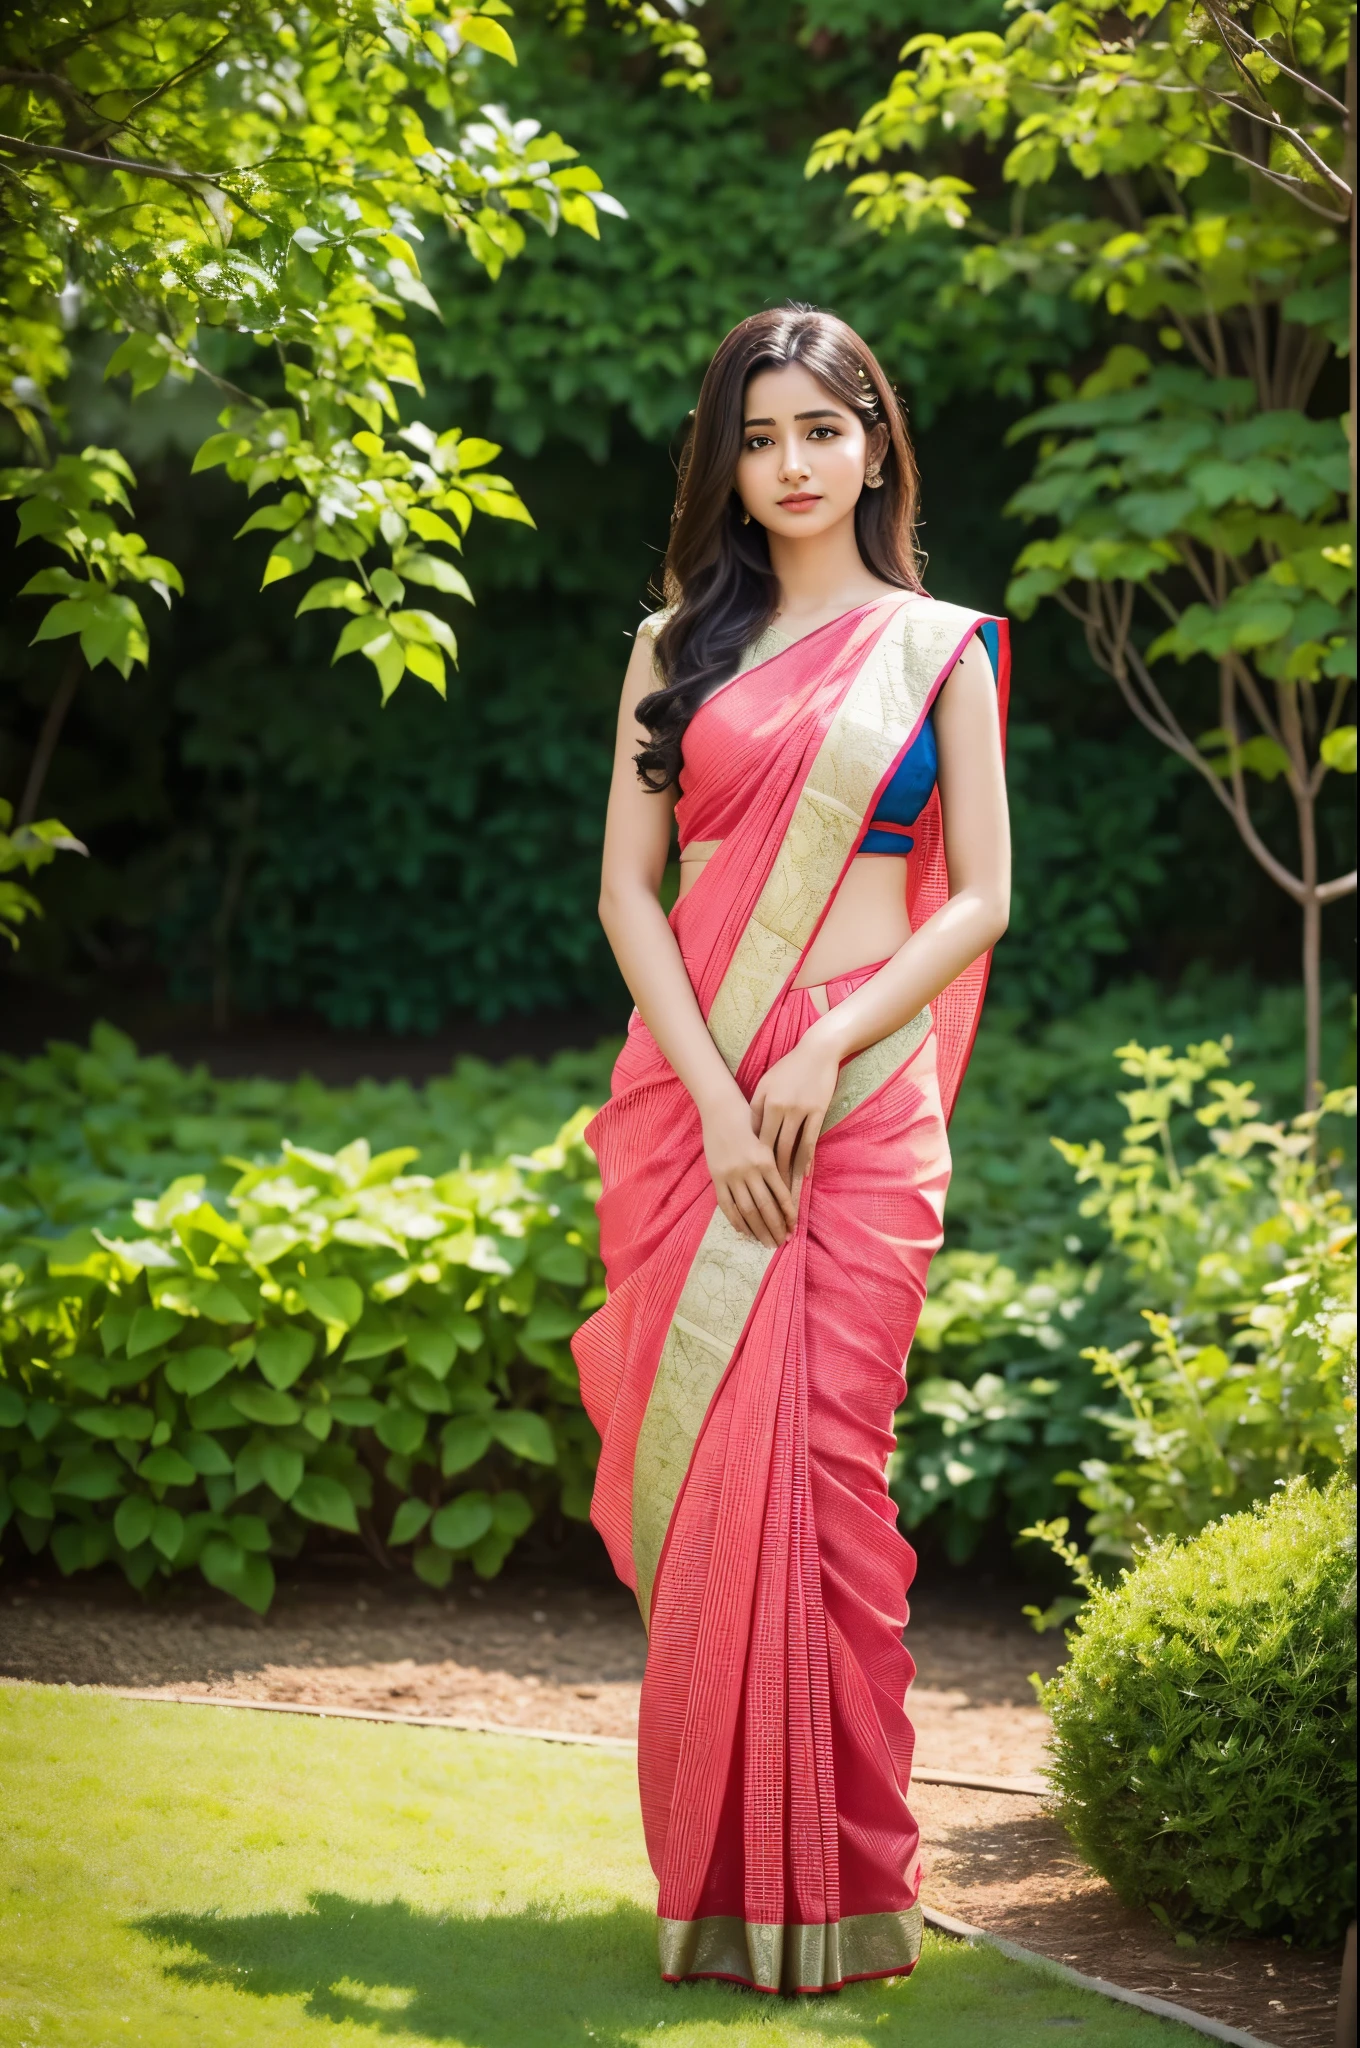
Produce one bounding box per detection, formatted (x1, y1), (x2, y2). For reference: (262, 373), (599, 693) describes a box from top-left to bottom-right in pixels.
(741, 407), (846, 427)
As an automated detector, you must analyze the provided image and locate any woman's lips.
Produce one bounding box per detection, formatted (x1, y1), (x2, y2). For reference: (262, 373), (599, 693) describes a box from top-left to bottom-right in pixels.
(777, 493), (821, 510)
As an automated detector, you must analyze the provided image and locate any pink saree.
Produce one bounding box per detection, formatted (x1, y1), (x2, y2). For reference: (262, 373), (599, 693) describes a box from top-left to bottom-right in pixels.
(572, 595), (1010, 1994)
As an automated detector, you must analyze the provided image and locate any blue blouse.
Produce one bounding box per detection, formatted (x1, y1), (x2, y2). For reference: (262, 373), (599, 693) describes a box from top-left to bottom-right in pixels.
(859, 618), (1000, 855)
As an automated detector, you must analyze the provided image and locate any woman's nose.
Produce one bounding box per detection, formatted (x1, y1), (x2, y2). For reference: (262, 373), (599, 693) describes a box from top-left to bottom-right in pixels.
(779, 439), (810, 482)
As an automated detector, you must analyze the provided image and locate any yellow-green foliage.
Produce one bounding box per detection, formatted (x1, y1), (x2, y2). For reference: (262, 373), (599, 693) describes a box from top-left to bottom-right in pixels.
(0, 1686), (1209, 2046)
(1041, 1477), (1357, 1945)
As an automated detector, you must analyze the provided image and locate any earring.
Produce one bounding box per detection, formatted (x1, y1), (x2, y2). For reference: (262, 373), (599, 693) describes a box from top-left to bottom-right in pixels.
(741, 508), (751, 524)
(865, 465), (884, 489)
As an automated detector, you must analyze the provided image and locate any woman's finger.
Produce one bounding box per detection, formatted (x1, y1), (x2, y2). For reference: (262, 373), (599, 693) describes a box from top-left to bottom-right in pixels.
(744, 1172), (788, 1247)
(715, 1182), (753, 1240)
(765, 1163), (798, 1232)
(733, 1177), (779, 1249)
(773, 1111), (804, 1188)
(791, 1112), (824, 1186)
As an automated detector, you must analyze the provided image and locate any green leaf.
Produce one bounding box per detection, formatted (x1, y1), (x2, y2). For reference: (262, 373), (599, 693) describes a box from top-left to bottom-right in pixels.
(137, 1447), (198, 1488)
(51, 1452), (125, 1501)
(179, 1431), (234, 1477)
(398, 553), (473, 602)
(10, 1475), (53, 1520)
(227, 1513), (272, 1553)
(298, 1277), (364, 1330)
(74, 1403), (155, 1440)
(489, 1410), (556, 1465)
(295, 579), (369, 615)
(150, 1505), (185, 1560)
(113, 1494), (156, 1551)
(392, 608), (457, 655)
(375, 1402), (426, 1455)
(333, 614), (391, 663)
(1320, 726), (1356, 773)
(256, 1326), (315, 1390)
(262, 534), (315, 587)
(291, 1473), (360, 1532)
(127, 1306), (184, 1357)
(0, 1386), (25, 1428)
(105, 332), (173, 397)
(329, 1395), (384, 1426)
(401, 640), (447, 693)
(490, 1489), (534, 1538)
(199, 1537), (275, 1615)
(440, 1420), (492, 1475)
(191, 432), (248, 475)
(388, 1497), (433, 1546)
(165, 1345), (235, 1395)
(412, 1543), (453, 1589)
(459, 15), (516, 64)
(430, 1491), (494, 1551)
(259, 1442), (305, 1500)
(229, 1383), (302, 1426)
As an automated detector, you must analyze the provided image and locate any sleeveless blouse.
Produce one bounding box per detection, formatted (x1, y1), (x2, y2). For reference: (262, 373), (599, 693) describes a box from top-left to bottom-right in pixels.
(641, 609), (998, 856)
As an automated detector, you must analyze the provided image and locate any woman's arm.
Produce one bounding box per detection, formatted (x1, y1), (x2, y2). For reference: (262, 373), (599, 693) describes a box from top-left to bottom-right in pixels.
(598, 630), (799, 1247)
(753, 632), (1010, 1187)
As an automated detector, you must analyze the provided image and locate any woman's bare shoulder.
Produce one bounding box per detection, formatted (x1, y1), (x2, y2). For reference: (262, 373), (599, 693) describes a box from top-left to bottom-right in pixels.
(636, 604), (673, 641)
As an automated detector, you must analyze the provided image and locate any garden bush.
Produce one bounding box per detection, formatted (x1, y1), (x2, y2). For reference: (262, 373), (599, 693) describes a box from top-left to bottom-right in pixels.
(1039, 1477), (1357, 1945)
(2, 988), (1352, 1607)
(0, 1119), (605, 1613)
(891, 1037), (1355, 1563)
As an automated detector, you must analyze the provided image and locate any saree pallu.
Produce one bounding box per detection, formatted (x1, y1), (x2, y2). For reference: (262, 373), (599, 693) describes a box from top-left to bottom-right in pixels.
(572, 595), (1010, 1995)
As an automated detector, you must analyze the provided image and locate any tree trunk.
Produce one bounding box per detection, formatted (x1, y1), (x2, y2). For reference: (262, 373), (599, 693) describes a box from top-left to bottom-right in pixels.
(1302, 888), (1321, 1111)
(16, 647), (83, 826)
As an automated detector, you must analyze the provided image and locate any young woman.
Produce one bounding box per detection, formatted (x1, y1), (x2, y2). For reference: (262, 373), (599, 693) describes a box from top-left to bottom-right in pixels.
(571, 306), (1010, 1997)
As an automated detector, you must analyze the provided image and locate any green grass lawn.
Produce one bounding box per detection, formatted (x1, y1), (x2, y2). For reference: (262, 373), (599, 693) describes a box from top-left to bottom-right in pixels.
(1, 1685), (1201, 2048)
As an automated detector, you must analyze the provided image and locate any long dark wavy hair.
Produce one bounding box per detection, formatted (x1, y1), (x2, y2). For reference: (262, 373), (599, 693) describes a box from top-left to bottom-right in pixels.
(634, 305), (924, 791)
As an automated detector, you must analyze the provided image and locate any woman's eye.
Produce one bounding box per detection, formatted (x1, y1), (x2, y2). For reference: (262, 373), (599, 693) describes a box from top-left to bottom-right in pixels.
(808, 426), (837, 440)
(744, 434), (773, 451)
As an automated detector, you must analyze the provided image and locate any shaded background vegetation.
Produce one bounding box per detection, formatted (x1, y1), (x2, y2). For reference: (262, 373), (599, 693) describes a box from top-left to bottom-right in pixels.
(2, 0), (1352, 1050)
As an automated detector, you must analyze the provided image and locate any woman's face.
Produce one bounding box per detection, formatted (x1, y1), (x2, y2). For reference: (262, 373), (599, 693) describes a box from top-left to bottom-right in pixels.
(733, 360), (885, 541)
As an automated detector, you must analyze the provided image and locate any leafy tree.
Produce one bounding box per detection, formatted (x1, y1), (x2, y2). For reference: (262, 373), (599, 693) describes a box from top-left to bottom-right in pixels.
(0, 0), (703, 915)
(811, 1), (1357, 1102)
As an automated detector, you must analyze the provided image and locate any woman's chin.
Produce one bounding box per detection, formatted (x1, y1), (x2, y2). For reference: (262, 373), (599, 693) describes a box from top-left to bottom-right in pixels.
(762, 507), (847, 541)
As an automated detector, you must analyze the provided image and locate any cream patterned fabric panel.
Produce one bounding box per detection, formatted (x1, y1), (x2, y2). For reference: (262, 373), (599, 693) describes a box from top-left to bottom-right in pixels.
(706, 598), (977, 1072)
(631, 1207), (773, 1623)
(821, 1005), (933, 1133)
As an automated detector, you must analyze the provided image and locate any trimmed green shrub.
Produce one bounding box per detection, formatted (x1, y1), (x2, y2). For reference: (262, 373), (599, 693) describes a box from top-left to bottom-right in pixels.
(1040, 1477), (1357, 1945)
(0, 1120), (605, 1612)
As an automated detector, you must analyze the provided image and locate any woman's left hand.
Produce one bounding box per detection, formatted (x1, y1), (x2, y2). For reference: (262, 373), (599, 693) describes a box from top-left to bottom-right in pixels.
(749, 1026), (842, 1204)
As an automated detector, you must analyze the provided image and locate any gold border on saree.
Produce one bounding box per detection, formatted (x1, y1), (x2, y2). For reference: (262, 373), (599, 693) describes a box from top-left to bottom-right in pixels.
(659, 1904), (924, 1993)
(707, 597), (983, 1076)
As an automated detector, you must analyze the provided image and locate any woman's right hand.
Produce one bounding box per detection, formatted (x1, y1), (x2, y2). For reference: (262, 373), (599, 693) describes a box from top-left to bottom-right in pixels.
(700, 1092), (798, 1248)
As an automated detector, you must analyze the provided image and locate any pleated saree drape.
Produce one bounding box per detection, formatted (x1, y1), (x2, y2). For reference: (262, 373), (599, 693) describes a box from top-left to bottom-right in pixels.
(572, 595), (1010, 1995)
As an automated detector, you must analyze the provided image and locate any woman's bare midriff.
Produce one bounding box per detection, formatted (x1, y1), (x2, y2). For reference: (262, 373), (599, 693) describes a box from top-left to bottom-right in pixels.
(677, 846), (911, 1010)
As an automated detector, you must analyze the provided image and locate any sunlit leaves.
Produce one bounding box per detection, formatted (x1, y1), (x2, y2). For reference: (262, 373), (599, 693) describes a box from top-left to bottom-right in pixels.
(0, 0), (650, 729)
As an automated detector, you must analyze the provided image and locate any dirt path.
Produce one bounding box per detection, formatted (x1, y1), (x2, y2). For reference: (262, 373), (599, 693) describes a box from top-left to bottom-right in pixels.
(1, 1568), (1340, 2045)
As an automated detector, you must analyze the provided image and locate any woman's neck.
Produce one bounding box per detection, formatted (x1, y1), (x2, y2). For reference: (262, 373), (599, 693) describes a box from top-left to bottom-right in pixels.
(766, 514), (894, 630)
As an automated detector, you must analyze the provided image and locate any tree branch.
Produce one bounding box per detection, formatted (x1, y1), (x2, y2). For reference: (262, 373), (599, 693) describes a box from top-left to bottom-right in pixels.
(0, 129), (224, 189)
(1201, 2), (1349, 119)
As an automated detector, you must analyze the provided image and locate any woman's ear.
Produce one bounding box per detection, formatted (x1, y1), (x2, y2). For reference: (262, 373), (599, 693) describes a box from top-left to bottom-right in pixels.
(866, 421), (890, 475)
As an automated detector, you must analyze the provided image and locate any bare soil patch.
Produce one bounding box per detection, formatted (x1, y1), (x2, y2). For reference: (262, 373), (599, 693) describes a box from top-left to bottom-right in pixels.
(1, 1567), (1340, 2045)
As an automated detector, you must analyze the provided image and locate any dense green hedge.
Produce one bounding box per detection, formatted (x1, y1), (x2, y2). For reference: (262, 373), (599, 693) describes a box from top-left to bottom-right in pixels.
(0, 1117), (604, 1613)
(1041, 1478), (1357, 1944)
